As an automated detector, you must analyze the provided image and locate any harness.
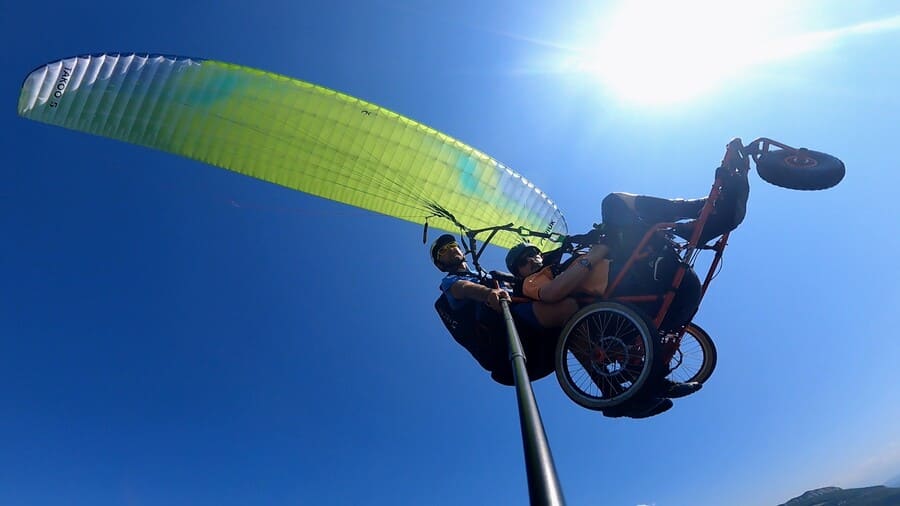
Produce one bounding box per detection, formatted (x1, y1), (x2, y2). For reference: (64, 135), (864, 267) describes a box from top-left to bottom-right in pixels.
(434, 272), (507, 375)
(434, 292), (506, 374)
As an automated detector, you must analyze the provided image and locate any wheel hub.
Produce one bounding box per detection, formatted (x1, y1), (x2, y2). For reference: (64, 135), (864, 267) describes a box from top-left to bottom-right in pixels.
(590, 335), (640, 378)
(783, 149), (819, 169)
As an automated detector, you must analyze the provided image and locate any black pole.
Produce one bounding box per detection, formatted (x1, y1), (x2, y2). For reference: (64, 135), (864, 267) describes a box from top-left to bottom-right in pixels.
(500, 300), (566, 506)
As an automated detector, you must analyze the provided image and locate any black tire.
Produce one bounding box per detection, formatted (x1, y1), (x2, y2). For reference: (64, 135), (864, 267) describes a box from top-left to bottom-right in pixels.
(756, 148), (845, 190)
(665, 323), (717, 385)
(555, 302), (659, 410)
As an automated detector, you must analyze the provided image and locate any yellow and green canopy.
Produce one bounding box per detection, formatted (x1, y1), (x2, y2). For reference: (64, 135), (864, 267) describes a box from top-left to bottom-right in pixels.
(18, 53), (567, 249)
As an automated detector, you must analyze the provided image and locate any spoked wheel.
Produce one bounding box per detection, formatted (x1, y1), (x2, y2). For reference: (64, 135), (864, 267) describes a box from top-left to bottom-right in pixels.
(663, 323), (717, 385)
(555, 302), (659, 410)
(756, 148), (845, 190)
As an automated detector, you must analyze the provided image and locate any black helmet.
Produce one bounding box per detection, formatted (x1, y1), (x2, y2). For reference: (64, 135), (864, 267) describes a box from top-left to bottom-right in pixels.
(505, 243), (541, 273)
(430, 234), (459, 268)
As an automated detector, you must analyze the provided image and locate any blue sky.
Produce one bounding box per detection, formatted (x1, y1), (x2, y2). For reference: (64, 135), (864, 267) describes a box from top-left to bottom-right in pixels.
(3, 1), (899, 505)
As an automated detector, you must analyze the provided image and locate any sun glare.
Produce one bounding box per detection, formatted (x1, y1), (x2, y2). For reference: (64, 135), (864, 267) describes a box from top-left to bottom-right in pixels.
(572, 0), (813, 106)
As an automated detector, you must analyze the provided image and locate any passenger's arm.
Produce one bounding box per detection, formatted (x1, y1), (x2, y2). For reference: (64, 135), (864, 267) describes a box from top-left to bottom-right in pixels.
(538, 245), (609, 303)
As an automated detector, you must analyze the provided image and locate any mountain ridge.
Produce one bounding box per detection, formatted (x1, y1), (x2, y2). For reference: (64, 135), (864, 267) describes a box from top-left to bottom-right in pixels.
(777, 485), (900, 506)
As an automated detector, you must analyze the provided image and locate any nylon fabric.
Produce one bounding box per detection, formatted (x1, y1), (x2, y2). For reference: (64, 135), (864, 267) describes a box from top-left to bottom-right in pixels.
(18, 53), (567, 249)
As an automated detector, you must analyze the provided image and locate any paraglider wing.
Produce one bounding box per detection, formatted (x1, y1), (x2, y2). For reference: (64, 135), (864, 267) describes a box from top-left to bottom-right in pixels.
(18, 53), (567, 249)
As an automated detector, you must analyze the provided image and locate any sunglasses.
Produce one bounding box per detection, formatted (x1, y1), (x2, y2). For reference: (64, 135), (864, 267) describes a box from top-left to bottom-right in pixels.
(516, 250), (541, 267)
(436, 241), (459, 258)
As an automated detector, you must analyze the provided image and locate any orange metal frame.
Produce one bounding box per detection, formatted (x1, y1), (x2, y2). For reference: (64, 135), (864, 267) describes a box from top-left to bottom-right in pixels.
(502, 137), (805, 360)
(599, 137), (799, 352)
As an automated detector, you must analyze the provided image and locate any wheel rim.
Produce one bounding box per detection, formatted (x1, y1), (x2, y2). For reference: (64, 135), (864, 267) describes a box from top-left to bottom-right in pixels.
(664, 324), (716, 384)
(665, 332), (705, 383)
(558, 304), (654, 408)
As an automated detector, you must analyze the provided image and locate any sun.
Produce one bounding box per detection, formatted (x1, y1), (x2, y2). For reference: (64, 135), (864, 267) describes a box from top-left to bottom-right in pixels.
(570, 0), (814, 106)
